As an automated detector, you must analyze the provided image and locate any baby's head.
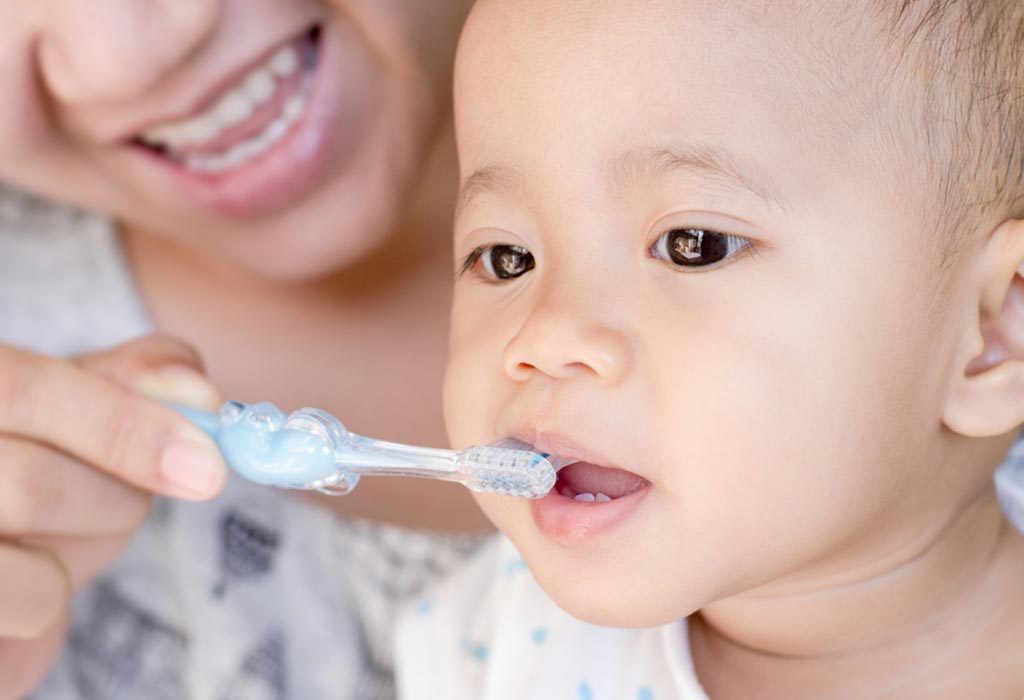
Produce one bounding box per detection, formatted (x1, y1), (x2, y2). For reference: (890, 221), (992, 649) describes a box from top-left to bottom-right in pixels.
(444, 0), (1024, 627)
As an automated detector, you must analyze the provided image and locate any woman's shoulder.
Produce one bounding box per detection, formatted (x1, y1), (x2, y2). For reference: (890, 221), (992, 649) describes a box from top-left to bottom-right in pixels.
(0, 182), (150, 355)
(0, 182), (94, 230)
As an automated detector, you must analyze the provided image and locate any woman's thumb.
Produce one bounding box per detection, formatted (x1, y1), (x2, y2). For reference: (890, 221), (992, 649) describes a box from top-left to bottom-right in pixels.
(75, 334), (221, 410)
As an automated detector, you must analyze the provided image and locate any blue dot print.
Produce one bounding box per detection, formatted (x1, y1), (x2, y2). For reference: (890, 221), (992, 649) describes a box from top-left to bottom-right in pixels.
(504, 557), (528, 577)
(415, 598), (432, 615)
(578, 682), (594, 700)
(637, 688), (655, 700)
(531, 627), (548, 645)
(461, 636), (489, 662)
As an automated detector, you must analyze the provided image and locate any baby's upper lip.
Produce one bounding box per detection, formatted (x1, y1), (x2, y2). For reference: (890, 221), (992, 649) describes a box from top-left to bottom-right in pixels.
(509, 426), (645, 479)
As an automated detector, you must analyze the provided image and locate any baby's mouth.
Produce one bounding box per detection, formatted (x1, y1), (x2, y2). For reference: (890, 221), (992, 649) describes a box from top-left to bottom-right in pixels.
(132, 26), (321, 175)
(554, 461), (650, 502)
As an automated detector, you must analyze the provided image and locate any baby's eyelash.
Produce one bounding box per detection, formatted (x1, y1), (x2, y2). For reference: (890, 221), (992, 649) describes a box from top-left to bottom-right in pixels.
(458, 243), (536, 282)
(457, 245), (488, 278)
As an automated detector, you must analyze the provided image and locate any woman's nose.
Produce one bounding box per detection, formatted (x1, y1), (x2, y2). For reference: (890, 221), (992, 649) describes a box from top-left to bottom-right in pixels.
(502, 295), (633, 385)
(39, 0), (221, 103)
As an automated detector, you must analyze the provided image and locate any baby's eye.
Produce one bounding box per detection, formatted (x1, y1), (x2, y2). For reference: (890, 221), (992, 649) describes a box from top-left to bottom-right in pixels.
(462, 244), (536, 281)
(650, 228), (750, 269)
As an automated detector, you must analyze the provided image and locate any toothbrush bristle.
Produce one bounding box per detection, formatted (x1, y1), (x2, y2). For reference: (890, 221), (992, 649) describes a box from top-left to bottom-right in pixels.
(461, 444), (557, 499)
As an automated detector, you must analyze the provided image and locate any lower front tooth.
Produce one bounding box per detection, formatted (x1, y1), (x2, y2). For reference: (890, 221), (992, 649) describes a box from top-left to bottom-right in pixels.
(574, 493), (596, 502)
(595, 493), (612, 502)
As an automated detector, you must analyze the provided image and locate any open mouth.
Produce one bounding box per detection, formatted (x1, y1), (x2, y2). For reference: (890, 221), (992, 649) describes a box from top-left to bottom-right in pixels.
(133, 26), (321, 176)
(531, 456), (652, 543)
(554, 461), (650, 502)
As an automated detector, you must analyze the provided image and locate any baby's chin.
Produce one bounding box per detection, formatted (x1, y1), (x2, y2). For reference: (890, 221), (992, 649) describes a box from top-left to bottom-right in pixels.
(475, 497), (708, 626)
(530, 559), (701, 628)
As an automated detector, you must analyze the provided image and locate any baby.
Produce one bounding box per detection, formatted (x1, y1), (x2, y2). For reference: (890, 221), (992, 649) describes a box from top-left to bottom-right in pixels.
(397, 1), (1024, 698)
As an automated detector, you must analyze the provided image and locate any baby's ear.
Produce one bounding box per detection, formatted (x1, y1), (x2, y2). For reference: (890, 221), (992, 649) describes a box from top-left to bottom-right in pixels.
(943, 218), (1024, 437)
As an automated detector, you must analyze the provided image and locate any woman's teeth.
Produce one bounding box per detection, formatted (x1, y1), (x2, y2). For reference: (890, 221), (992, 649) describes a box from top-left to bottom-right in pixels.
(138, 41), (313, 174)
(180, 85), (309, 174)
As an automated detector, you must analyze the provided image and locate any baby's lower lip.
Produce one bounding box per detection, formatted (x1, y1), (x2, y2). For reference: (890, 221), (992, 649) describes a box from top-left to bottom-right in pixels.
(530, 473), (651, 544)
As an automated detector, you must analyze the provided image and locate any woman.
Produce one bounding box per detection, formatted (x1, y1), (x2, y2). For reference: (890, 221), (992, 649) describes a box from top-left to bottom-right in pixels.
(0, 1), (482, 697)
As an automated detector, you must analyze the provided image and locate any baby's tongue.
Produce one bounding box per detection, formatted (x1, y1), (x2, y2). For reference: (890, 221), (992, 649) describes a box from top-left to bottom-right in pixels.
(556, 462), (649, 499)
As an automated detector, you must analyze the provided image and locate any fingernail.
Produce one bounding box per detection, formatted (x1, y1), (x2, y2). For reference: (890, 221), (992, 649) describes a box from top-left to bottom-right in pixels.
(159, 437), (226, 498)
(136, 366), (221, 410)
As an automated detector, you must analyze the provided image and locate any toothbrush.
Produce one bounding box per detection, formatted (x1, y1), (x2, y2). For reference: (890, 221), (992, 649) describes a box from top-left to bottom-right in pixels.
(170, 400), (558, 499)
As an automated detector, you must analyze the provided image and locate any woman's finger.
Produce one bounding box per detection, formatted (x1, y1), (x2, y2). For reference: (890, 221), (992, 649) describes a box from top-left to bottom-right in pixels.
(19, 534), (139, 591)
(0, 435), (151, 537)
(75, 333), (220, 410)
(0, 343), (227, 500)
(0, 612), (68, 700)
(0, 542), (68, 639)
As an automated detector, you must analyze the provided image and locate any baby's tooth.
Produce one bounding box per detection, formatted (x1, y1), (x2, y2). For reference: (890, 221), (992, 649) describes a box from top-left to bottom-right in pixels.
(574, 493), (596, 502)
(270, 46), (299, 78)
(595, 493), (612, 502)
(245, 69), (276, 105)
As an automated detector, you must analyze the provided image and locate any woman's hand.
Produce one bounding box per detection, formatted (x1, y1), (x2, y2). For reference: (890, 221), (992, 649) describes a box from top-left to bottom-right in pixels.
(0, 334), (227, 699)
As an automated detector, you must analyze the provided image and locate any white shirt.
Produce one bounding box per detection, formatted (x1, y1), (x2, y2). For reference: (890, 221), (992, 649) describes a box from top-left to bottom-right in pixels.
(396, 440), (1024, 700)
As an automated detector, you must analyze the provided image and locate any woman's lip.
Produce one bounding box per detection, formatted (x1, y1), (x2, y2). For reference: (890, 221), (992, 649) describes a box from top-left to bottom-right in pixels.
(151, 63), (307, 158)
(530, 483), (651, 544)
(117, 25), (321, 143)
(130, 20), (357, 218)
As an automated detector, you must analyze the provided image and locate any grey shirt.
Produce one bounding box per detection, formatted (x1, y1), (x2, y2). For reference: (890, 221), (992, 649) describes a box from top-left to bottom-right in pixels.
(0, 185), (481, 700)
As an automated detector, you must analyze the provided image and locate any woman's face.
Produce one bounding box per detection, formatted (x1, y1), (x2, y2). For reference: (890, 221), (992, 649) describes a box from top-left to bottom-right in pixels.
(0, 0), (470, 278)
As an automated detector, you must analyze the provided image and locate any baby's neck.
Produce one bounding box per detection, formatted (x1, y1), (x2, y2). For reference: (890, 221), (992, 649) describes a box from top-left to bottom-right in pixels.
(690, 485), (1024, 699)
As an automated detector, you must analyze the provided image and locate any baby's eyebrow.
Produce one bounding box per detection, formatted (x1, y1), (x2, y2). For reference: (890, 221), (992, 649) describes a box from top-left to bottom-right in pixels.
(456, 165), (527, 220)
(609, 144), (780, 207)
(457, 143), (780, 218)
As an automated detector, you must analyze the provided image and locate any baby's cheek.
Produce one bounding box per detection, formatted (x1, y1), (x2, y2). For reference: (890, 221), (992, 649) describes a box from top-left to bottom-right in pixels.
(471, 492), (523, 537)
(442, 354), (481, 444)
(443, 334), (508, 444)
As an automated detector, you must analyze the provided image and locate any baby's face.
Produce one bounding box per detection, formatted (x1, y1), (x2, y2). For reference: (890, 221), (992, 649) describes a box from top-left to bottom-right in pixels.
(446, 0), (970, 626)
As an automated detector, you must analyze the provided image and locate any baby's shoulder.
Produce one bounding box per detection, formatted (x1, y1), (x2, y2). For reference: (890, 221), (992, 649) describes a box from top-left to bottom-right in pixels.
(395, 536), (704, 700)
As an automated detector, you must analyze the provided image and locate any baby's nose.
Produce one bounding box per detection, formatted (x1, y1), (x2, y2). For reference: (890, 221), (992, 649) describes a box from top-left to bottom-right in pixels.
(38, 0), (220, 103)
(502, 300), (632, 385)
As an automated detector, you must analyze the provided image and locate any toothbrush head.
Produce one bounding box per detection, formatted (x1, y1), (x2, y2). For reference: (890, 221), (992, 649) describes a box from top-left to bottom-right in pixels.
(458, 439), (558, 499)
